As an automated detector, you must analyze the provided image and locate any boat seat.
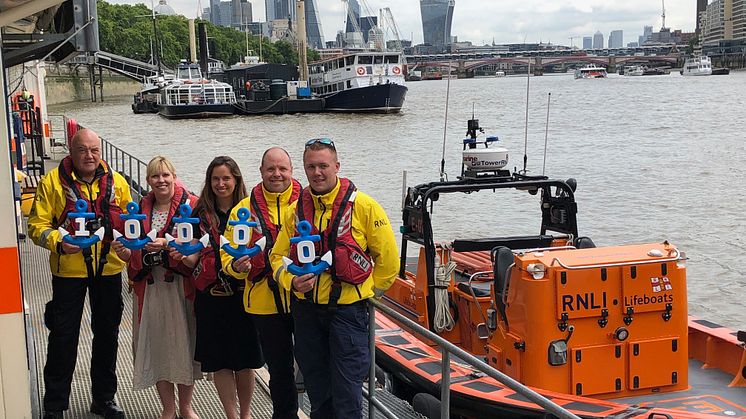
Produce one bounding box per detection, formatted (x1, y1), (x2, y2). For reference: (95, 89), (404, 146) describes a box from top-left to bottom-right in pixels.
(452, 235), (554, 253)
(491, 246), (514, 325)
(575, 236), (596, 249)
(456, 281), (492, 298)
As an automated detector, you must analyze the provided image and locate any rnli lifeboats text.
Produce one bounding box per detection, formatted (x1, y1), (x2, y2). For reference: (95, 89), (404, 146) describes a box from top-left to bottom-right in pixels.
(562, 292), (607, 311)
(624, 294), (673, 306)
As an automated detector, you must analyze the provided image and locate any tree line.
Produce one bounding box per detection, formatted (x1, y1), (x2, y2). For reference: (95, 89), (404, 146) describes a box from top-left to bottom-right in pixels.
(97, 0), (319, 69)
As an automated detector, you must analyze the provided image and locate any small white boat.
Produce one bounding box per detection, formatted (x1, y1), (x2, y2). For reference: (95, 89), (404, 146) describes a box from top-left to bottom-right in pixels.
(574, 65), (607, 79)
(624, 65), (645, 76)
(495, 71), (506, 77)
(681, 56), (712, 76)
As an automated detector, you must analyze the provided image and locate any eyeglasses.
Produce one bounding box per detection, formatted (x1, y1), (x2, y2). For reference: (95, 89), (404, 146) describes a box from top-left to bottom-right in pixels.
(305, 138), (335, 149)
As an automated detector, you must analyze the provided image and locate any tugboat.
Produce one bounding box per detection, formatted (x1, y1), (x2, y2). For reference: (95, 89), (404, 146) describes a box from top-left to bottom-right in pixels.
(131, 73), (172, 114)
(308, 51), (408, 113)
(374, 118), (746, 418)
(157, 61), (236, 119)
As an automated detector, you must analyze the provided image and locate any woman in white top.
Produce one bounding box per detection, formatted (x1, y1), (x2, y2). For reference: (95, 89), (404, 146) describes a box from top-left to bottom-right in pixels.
(113, 156), (201, 419)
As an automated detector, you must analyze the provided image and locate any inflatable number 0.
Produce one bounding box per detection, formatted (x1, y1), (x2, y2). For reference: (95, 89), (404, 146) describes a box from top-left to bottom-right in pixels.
(220, 207), (266, 259)
(282, 220), (332, 276)
(165, 203), (211, 256)
(113, 202), (158, 250)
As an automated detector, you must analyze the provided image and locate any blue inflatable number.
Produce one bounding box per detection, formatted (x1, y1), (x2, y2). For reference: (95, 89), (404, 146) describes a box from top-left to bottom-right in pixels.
(282, 220), (332, 276)
(220, 207), (266, 259)
(165, 203), (211, 256)
(113, 202), (158, 250)
(58, 199), (105, 249)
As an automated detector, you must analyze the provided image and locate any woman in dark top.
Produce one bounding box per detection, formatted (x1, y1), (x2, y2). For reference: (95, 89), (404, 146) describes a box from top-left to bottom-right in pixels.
(185, 156), (263, 419)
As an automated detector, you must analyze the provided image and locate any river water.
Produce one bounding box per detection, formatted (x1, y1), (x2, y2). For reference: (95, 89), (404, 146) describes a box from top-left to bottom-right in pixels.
(52, 71), (746, 331)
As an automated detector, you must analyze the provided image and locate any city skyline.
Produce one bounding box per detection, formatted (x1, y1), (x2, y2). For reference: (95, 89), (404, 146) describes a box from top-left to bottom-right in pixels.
(109, 0), (698, 46)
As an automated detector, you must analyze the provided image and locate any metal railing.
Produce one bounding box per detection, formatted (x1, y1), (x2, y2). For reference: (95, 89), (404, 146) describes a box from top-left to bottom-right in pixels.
(366, 299), (580, 419)
(101, 137), (149, 201)
(48, 114), (149, 201)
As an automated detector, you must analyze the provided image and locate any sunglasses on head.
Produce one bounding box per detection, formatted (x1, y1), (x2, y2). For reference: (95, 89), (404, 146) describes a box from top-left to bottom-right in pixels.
(305, 138), (335, 149)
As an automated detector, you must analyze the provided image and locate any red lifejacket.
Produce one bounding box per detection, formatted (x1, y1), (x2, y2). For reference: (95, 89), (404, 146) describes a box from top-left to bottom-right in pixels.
(192, 207), (228, 292)
(247, 179), (302, 282)
(56, 156), (124, 280)
(56, 156), (123, 234)
(290, 178), (373, 286)
(246, 180), (301, 314)
(129, 185), (196, 318)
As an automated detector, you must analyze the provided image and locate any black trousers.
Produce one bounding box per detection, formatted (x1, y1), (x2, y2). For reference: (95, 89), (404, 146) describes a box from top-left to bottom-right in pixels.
(43, 274), (124, 411)
(252, 313), (299, 419)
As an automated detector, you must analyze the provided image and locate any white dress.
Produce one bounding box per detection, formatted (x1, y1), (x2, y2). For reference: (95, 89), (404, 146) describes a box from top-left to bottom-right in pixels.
(132, 209), (201, 390)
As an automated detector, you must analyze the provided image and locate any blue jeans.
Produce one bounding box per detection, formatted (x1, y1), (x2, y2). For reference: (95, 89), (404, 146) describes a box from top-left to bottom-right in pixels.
(292, 299), (370, 419)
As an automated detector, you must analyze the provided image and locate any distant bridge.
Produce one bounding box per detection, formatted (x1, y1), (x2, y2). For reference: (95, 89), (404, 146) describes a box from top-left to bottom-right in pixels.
(409, 55), (681, 74)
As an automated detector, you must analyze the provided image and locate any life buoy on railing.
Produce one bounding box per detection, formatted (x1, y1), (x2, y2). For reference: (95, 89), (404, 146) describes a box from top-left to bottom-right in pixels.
(245, 81), (252, 91)
(392, 66), (401, 75)
(357, 67), (366, 76)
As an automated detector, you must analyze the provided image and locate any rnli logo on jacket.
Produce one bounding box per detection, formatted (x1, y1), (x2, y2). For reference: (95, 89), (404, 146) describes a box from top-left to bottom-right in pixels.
(351, 251), (371, 271)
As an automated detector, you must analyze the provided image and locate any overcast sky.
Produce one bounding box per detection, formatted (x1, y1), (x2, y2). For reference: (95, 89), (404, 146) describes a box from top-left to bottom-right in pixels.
(112, 0), (697, 46)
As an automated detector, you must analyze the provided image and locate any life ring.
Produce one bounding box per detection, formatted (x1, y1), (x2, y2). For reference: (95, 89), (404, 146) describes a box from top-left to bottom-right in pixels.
(357, 67), (366, 76)
(392, 66), (401, 75)
(245, 81), (252, 91)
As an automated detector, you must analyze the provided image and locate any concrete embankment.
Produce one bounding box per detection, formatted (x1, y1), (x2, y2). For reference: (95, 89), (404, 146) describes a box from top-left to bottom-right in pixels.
(44, 64), (140, 105)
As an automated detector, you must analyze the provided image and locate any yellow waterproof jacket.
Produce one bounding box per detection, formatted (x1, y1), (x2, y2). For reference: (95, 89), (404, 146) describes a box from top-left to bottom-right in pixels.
(28, 162), (132, 278)
(269, 179), (399, 305)
(221, 183), (298, 314)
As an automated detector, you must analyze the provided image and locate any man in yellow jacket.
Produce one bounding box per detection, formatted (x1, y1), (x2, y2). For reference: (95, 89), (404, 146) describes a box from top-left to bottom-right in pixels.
(269, 139), (399, 419)
(222, 147), (301, 419)
(28, 129), (131, 419)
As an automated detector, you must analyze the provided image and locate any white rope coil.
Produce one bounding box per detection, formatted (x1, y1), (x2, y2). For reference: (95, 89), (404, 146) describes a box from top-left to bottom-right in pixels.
(433, 254), (457, 333)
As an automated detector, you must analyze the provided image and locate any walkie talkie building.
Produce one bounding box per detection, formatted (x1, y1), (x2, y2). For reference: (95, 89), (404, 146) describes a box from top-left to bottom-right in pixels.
(420, 0), (455, 48)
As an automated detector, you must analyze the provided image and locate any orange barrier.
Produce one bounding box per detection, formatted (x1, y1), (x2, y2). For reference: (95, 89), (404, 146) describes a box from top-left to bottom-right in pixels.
(0, 246), (22, 314)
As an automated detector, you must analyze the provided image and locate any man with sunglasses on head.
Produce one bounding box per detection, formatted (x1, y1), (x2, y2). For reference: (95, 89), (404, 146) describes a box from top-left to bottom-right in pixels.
(222, 147), (302, 419)
(269, 138), (399, 419)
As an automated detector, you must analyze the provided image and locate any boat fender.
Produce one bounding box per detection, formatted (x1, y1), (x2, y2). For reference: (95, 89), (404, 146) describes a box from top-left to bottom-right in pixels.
(412, 393), (441, 419)
(165, 203), (211, 256)
(58, 199), (104, 249)
(113, 201), (157, 250)
(220, 207), (266, 259)
(282, 220), (332, 276)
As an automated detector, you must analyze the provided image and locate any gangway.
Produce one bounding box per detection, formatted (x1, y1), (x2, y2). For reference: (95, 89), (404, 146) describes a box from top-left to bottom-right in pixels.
(69, 51), (173, 83)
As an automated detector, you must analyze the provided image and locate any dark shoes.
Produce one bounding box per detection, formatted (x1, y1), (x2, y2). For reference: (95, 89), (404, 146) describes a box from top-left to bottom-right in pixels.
(90, 399), (125, 418)
(42, 411), (63, 419)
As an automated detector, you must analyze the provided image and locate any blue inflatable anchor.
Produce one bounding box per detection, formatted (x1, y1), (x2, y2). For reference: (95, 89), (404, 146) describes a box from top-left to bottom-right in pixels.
(165, 203), (210, 256)
(58, 199), (105, 249)
(282, 220), (332, 276)
(113, 202), (157, 250)
(220, 207), (266, 259)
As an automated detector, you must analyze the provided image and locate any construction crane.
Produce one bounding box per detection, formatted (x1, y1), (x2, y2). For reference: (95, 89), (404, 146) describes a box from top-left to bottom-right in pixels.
(380, 7), (403, 51)
(568, 36), (578, 49)
(341, 0), (366, 49)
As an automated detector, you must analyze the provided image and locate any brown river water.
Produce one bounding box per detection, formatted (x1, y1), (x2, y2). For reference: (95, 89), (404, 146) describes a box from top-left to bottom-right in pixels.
(53, 71), (746, 331)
